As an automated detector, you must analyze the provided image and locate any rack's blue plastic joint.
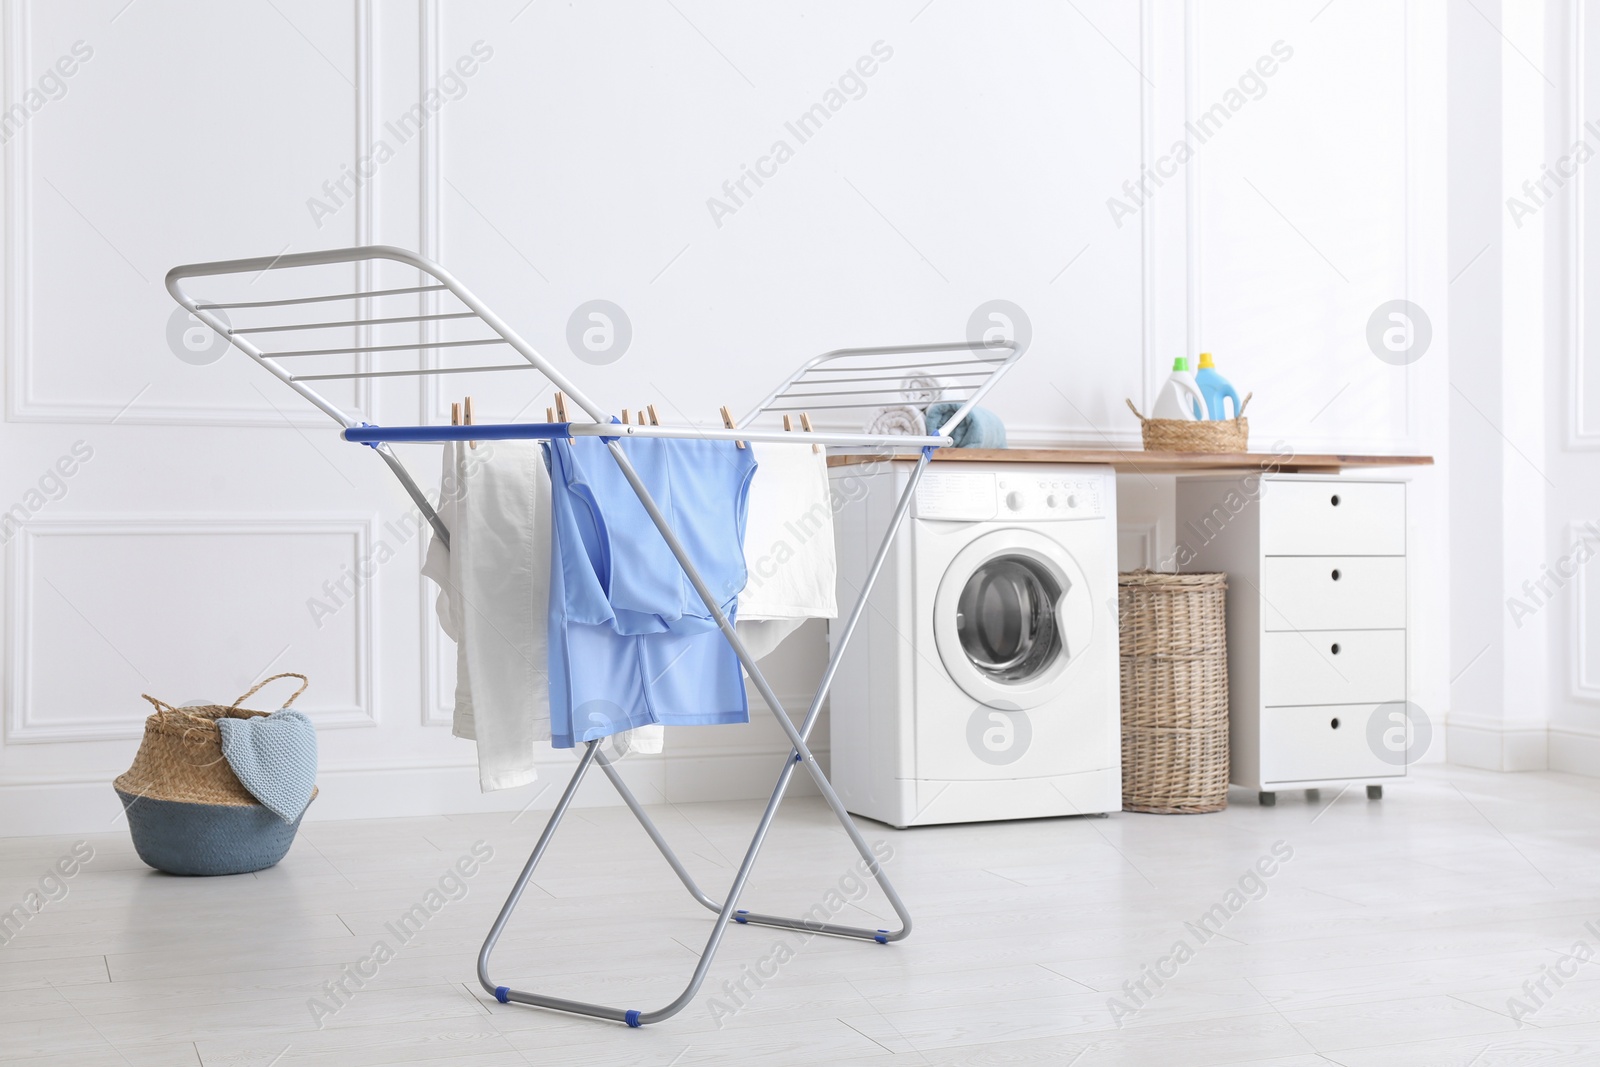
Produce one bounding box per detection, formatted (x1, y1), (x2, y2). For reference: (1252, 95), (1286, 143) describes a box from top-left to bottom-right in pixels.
(734, 909), (749, 924)
(793, 751), (803, 763)
(874, 929), (889, 944)
(494, 985), (510, 1003)
(921, 444), (937, 459)
(599, 414), (623, 445)
(625, 1009), (642, 1027)
(357, 422), (380, 449)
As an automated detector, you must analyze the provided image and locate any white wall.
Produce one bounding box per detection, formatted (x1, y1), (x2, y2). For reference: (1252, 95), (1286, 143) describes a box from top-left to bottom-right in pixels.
(1442, 0), (1600, 773)
(0, 0), (1445, 836)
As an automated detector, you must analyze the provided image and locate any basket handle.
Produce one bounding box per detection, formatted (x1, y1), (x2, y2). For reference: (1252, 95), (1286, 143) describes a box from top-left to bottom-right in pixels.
(141, 693), (183, 716)
(231, 672), (309, 709)
(140, 694), (217, 731)
(1130, 394), (1253, 421)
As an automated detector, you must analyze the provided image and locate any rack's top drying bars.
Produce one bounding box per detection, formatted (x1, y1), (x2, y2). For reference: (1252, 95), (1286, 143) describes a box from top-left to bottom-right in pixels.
(165, 244), (1021, 456)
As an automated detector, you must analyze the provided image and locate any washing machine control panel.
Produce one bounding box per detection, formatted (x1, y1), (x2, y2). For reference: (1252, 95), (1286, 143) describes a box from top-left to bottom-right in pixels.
(915, 470), (1108, 521)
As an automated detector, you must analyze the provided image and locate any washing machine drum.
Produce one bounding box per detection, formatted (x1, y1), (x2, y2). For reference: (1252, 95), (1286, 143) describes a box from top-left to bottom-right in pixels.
(933, 528), (1093, 710)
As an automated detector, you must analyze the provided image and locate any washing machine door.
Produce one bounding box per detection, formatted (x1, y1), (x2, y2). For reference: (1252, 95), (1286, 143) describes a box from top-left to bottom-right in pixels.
(932, 527), (1092, 710)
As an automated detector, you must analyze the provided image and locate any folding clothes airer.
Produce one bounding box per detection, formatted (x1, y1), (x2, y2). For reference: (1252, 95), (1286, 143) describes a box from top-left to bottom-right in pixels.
(165, 246), (1022, 1027)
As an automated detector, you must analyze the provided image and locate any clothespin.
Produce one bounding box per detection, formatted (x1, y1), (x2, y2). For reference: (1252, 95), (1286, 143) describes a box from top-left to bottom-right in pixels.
(647, 404), (660, 426)
(621, 408), (631, 425)
(720, 405), (745, 449)
(451, 401), (461, 426)
(464, 395), (476, 449)
(554, 392), (574, 444)
(799, 411), (821, 454)
(546, 406), (555, 423)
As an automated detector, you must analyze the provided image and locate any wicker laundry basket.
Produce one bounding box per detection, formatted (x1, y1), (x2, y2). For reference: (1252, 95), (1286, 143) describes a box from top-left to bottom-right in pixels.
(114, 673), (317, 875)
(1125, 395), (1252, 453)
(1118, 571), (1230, 813)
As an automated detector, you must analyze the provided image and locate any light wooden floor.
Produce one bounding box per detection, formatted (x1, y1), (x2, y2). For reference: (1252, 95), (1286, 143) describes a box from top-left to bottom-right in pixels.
(4, 762), (1600, 1066)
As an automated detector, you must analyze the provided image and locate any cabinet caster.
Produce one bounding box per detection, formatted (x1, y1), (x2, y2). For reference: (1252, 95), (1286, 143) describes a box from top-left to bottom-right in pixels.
(1367, 784), (1383, 800)
(1258, 791), (1277, 807)
(1304, 788), (1320, 802)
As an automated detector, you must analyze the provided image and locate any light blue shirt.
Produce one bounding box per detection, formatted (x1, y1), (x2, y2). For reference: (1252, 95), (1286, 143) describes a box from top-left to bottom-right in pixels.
(546, 434), (757, 748)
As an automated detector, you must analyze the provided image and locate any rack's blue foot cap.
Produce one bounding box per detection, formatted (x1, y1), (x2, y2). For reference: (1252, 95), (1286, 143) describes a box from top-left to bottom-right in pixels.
(494, 986), (510, 1003)
(625, 1009), (642, 1027)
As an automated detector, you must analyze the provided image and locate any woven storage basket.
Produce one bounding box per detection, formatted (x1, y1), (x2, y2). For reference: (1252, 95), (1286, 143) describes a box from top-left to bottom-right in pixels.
(1125, 394), (1251, 453)
(1118, 571), (1230, 813)
(114, 673), (317, 875)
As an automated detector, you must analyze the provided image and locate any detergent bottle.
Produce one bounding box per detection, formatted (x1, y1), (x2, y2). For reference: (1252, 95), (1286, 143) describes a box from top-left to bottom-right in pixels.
(1194, 352), (1241, 420)
(1153, 357), (1208, 420)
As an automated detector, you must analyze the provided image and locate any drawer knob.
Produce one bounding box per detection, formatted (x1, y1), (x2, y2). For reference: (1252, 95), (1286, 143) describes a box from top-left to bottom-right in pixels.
(1330, 717), (1341, 730)
(1330, 642), (1341, 655)
(1331, 568), (1342, 581)
(1330, 494), (1341, 506)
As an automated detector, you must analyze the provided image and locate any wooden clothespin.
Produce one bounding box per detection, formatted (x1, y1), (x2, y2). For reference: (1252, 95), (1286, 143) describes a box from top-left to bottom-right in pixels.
(799, 411), (821, 454)
(463, 395), (476, 449)
(621, 408), (631, 425)
(647, 404), (660, 426)
(546, 406), (555, 423)
(720, 405), (745, 449)
(451, 401), (461, 426)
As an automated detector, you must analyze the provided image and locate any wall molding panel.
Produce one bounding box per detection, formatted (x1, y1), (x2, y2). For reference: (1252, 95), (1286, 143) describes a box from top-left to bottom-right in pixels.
(1568, 0), (1600, 449)
(5, 515), (377, 743)
(2, 0), (373, 426)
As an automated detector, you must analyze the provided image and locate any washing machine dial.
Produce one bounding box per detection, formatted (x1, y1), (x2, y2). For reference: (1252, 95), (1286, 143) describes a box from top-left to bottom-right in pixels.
(1046, 494), (1060, 509)
(1067, 494), (1078, 509)
(1005, 490), (1026, 511)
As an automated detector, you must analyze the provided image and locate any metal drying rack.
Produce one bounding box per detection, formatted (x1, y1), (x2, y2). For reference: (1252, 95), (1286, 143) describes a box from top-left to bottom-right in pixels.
(165, 245), (1022, 1027)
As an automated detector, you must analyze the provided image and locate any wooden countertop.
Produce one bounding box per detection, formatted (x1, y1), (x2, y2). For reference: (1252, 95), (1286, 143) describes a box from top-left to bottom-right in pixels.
(825, 448), (1434, 474)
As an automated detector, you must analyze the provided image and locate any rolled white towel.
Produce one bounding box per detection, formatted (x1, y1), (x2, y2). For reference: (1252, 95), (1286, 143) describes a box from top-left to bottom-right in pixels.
(866, 405), (926, 436)
(900, 372), (950, 406)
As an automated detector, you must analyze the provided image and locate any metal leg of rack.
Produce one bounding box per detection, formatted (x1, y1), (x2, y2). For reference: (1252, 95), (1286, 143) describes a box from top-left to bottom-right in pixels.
(476, 448), (932, 1026)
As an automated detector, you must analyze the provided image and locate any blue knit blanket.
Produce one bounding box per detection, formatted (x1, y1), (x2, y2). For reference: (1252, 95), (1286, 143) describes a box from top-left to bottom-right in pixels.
(217, 709), (318, 823)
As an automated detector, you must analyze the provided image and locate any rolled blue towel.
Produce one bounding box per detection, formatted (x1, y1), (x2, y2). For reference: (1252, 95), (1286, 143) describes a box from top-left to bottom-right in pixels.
(217, 709), (318, 823)
(926, 402), (1007, 448)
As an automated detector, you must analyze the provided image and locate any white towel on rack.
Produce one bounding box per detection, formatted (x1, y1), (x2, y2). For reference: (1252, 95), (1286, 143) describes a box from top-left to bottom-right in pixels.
(735, 441), (836, 663)
(865, 405), (925, 437)
(421, 441), (662, 792)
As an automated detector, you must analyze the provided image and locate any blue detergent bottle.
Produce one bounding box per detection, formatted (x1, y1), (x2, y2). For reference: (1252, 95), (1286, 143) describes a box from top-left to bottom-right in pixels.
(1194, 353), (1240, 420)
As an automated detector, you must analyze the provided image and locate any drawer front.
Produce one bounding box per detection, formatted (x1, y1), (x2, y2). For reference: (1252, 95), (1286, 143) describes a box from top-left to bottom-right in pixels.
(1261, 556), (1406, 631)
(1261, 481), (1405, 556)
(1261, 630), (1406, 706)
(1260, 704), (1400, 784)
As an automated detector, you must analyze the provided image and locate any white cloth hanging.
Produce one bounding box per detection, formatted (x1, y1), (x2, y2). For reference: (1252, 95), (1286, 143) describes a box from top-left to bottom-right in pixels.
(735, 441), (837, 664)
(421, 441), (661, 793)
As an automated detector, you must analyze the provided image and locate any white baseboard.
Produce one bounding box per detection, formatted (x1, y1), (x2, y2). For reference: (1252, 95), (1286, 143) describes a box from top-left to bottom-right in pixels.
(1445, 716), (1550, 772)
(0, 746), (827, 839)
(1549, 727), (1600, 778)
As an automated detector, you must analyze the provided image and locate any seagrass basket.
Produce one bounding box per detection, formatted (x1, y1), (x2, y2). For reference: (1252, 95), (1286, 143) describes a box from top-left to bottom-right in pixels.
(113, 673), (317, 875)
(1117, 571), (1230, 813)
(1125, 394), (1251, 453)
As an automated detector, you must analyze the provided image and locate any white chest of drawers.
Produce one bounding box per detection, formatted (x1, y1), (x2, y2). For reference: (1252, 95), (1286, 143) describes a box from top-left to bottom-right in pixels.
(1174, 474), (1408, 804)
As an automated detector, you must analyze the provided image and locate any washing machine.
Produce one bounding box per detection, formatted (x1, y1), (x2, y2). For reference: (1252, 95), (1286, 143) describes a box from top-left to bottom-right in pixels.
(827, 461), (1121, 827)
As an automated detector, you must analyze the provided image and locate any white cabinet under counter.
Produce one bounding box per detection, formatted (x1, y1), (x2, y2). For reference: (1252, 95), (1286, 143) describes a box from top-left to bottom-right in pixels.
(1176, 474), (1410, 805)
